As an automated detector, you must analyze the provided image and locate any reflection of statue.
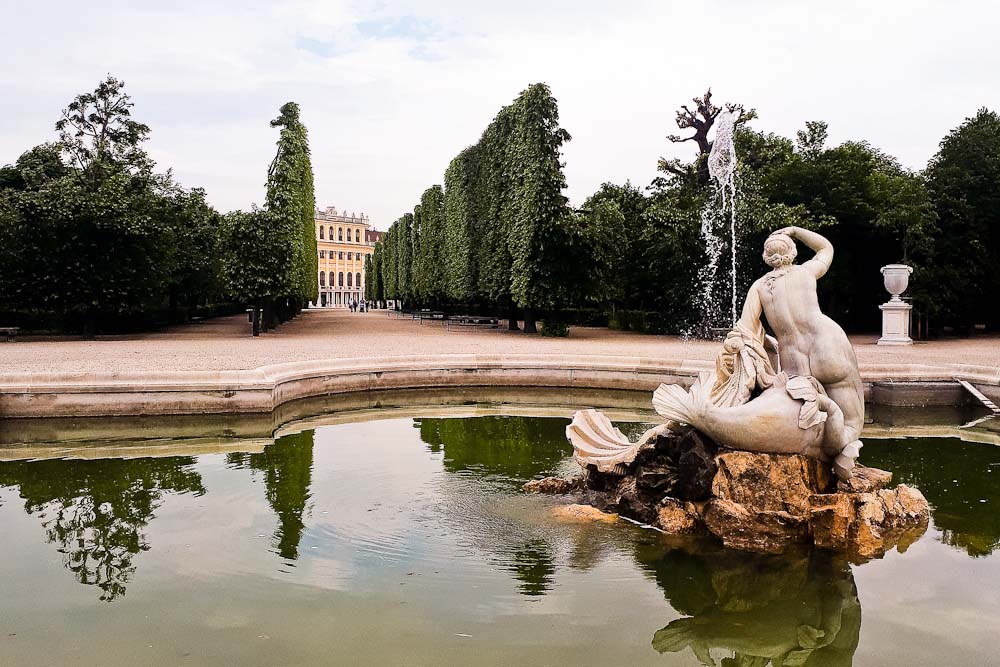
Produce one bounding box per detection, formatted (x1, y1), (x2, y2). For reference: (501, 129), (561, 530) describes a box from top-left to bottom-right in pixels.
(648, 548), (860, 667)
(571, 227), (865, 480)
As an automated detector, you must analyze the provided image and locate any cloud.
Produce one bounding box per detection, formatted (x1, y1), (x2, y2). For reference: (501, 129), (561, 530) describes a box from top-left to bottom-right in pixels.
(1, 0), (999, 227)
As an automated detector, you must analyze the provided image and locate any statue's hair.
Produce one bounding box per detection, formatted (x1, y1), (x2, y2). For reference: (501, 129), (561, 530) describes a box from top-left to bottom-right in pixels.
(763, 234), (797, 267)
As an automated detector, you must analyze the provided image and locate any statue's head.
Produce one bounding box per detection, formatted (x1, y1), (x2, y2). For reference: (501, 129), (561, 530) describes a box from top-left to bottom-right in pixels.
(763, 234), (797, 268)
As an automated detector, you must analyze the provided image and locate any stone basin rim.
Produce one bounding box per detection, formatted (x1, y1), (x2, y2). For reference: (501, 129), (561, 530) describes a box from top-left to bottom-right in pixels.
(0, 353), (997, 418)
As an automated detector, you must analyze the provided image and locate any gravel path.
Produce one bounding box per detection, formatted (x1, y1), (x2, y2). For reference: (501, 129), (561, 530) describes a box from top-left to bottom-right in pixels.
(1, 309), (997, 375)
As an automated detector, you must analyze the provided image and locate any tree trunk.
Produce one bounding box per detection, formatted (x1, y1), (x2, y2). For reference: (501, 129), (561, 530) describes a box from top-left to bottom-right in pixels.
(252, 301), (262, 337)
(523, 308), (537, 334)
(507, 300), (521, 331)
(82, 309), (98, 339)
(168, 290), (179, 325)
(262, 298), (275, 332)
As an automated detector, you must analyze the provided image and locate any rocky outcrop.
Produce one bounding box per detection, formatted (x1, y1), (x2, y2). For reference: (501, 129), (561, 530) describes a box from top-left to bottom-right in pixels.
(656, 498), (702, 535)
(551, 504), (619, 524)
(809, 484), (929, 559)
(523, 475), (582, 494)
(699, 453), (928, 560)
(702, 499), (811, 554)
(534, 425), (930, 561)
(570, 427), (718, 524)
(711, 451), (832, 515)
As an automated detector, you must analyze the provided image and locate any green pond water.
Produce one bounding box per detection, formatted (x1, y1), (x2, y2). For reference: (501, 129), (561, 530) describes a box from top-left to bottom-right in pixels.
(0, 413), (998, 666)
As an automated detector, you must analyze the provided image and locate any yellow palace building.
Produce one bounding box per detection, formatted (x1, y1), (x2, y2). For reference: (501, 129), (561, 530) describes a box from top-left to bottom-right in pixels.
(313, 206), (381, 308)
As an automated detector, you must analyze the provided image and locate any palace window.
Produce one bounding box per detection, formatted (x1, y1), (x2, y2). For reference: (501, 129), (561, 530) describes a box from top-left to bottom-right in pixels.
(319, 271), (325, 287)
(347, 252), (352, 260)
(356, 272), (361, 288)
(338, 272), (344, 287)
(339, 252), (344, 260)
(347, 273), (353, 287)
(338, 228), (344, 241)
(319, 226), (325, 240)
(320, 250), (325, 259)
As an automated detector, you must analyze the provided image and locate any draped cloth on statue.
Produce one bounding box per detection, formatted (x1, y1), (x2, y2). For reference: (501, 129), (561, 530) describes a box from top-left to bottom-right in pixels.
(709, 322), (777, 408)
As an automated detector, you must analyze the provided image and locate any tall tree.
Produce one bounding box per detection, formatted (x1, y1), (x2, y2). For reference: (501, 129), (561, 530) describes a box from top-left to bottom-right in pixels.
(266, 102), (317, 308)
(1, 77), (173, 336)
(925, 107), (1000, 330)
(413, 185), (446, 304)
(659, 89), (757, 187)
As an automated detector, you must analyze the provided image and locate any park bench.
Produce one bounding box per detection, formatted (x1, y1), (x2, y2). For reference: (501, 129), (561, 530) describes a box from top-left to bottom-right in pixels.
(415, 311), (447, 324)
(0, 326), (20, 342)
(446, 316), (502, 332)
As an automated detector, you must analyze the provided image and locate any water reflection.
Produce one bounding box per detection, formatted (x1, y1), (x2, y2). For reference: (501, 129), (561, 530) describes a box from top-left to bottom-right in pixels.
(227, 430), (315, 560)
(643, 546), (860, 666)
(0, 456), (204, 601)
(508, 537), (557, 596)
(0, 412), (995, 665)
(416, 415), (572, 484)
(863, 437), (1000, 556)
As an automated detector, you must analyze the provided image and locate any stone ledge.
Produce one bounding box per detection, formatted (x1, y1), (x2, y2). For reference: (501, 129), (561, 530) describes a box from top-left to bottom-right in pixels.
(0, 353), (997, 418)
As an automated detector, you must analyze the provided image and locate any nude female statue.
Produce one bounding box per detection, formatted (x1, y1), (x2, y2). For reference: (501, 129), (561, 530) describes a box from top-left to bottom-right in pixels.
(568, 226), (865, 481)
(741, 227), (865, 461)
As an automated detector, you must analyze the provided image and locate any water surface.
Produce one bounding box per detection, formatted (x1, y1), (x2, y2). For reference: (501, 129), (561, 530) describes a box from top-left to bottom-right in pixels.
(0, 414), (998, 666)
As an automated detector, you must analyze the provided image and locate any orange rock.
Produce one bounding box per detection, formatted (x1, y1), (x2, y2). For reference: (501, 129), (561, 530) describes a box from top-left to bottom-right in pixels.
(808, 493), (855, 550)
(702, 498), (810, 554)
(656, 498), (702, 535)
(551, 504), (618, 524)
(711, 451), (832, 516)
(837, 465), (893, 494)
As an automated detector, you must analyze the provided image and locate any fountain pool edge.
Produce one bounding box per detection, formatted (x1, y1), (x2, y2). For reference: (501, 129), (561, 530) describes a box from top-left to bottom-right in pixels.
(0, 353), (997, 418)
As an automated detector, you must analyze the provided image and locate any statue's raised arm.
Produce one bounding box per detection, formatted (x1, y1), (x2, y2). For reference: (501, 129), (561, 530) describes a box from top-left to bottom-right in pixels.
(771, 226), (833, 279)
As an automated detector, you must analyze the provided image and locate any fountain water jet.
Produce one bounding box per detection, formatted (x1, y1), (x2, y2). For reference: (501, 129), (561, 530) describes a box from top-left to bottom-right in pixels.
(694, 109), (740, 336)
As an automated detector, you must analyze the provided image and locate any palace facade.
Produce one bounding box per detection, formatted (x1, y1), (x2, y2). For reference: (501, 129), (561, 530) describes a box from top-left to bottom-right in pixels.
(313, 206), (379, 308)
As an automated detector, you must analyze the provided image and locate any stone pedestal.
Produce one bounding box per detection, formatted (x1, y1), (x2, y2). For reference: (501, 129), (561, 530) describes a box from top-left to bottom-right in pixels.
(878, 300), (912, 346)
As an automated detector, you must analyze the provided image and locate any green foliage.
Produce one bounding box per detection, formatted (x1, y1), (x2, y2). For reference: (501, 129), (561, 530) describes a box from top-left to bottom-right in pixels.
(218, 208), (283, 302)
(755, 131), (938, 329)
(925, 108), (1000, 328)
(413, 185), (446, 302)
(443, 148), (477, 301)
(264, 102), (317, 304)
(379, 83), (573, 316)
(540, 320), (569, 337)
(0, 77), (225, 334)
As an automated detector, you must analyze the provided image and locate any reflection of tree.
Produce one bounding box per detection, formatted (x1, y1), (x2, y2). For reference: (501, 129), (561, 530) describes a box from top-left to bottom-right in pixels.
(416, 416), (571, 484)
(228, 431), (314, 559)
(862, 437), (1000, 557)
(0, 456), (204, 602)
(507, 538), (556, 596)
(640, 546), (860, 667)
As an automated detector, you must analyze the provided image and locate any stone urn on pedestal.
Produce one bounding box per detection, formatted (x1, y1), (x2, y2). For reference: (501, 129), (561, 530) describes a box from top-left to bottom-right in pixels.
(878, 264), (914, 345)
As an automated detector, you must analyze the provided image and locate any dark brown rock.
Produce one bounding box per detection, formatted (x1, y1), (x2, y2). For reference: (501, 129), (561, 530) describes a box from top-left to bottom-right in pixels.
(523, 476), (582, 494)
(655, 498), (702, 535)
(702, 498), (810, 554)
(711, 451), (833, 516)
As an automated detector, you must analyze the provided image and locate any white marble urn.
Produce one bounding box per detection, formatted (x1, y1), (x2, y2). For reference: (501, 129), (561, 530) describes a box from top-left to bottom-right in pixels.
(881, 264), (913, 302)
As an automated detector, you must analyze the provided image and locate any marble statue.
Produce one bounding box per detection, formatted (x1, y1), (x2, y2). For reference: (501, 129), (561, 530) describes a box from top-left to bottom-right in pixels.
(569, 227), (864, 481)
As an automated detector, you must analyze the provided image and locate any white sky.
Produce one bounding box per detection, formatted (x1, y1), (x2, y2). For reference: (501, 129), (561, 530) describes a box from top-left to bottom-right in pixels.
(2, 0), (999, 229)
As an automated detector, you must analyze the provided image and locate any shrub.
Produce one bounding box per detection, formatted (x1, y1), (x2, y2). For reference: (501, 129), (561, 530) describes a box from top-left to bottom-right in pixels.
(540, 320), (570, 337)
